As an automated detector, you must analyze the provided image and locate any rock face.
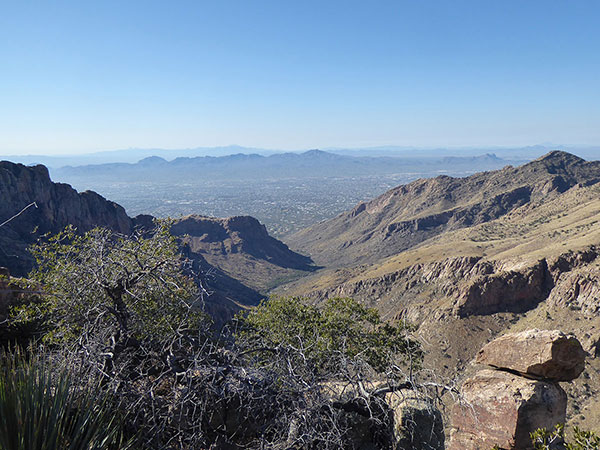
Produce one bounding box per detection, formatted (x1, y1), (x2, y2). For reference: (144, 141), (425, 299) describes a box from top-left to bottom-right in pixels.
(448, 369), (567, 450)
(171, 215), (313, 272)
(454, 260), (554, 317)
(317, 384), (444, 450)
(171, 214), (315, 300)
(449, 330), (586, 450)
(476, 329), (586, 381)
(0, 162), (133, 275)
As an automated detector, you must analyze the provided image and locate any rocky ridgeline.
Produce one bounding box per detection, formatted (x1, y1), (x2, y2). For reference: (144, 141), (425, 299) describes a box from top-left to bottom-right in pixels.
(449, 329), (587, 450)
(288, 151), (600, 267)
(170, 215), (313, 271)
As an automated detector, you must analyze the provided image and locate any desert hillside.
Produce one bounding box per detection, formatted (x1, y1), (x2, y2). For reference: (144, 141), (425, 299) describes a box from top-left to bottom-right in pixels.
(286, 151), (600, 267)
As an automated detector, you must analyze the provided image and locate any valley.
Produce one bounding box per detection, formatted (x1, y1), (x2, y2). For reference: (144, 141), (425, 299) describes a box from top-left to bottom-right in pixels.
(49, 150), (515, 237)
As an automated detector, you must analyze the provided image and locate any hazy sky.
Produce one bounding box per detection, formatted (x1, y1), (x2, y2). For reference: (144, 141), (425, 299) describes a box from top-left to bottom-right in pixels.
(1, 1), (599, 154)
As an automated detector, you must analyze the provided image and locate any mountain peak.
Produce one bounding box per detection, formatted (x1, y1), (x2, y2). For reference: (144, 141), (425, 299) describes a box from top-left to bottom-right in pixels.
(301, 149), (338, 158)
(534, 150), (585, 165)
(138, 156), (168, 164)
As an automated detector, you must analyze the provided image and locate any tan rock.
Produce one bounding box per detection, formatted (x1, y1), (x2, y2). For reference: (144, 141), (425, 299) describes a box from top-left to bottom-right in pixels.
(448, 369), (567, 450)
(476, 329), (586, 381)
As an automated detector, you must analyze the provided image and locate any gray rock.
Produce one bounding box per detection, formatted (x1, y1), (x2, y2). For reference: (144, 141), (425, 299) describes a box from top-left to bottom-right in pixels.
(385, 390), (444, 450)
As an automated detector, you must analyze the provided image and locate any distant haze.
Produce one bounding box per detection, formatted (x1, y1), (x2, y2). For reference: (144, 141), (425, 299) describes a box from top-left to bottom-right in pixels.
(2, 144), (600, 168)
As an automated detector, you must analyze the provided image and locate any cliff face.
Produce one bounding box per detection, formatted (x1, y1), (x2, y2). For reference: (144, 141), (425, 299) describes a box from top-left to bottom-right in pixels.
(0, 162), (133, 275)
(171, 215), (313, 271)
(171, 215), (315, 294)
(287, 248), (595, 322)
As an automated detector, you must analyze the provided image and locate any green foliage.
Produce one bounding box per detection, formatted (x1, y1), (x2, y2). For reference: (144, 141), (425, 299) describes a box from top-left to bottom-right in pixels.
(0, 349), (135, 450)
(13, 222), (207, 348)
(237, 296), (422, 376)
(493, 424), (600, 450)
(530, 424), (600, 450)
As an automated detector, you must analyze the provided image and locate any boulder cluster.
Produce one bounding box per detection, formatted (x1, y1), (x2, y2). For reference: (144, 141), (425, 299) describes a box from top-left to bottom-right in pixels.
(448, 329), (587, 450)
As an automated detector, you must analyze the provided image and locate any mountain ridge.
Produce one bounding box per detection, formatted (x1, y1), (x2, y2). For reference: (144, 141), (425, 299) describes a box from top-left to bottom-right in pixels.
(276, 150), (600, 431)
(51, 150), (518, 182)
(285, 151), (600, 267)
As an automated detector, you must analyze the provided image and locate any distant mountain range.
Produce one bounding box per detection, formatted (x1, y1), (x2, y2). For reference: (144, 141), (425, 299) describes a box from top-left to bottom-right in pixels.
(0, 145), (280, 168)
(51, 150), (515, 182)
(3, 144), (600, 168)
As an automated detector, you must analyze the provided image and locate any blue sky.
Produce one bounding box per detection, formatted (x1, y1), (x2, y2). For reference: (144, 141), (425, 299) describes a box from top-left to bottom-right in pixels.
(1, 0), (599, 154)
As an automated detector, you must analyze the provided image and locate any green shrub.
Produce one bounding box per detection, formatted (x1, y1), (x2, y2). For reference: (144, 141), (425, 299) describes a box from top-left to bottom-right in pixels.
(493, 424), (600, 450)
(530, 424), (600, 450)
(237, 295), (422, 377)
(0, 350), (135, 450)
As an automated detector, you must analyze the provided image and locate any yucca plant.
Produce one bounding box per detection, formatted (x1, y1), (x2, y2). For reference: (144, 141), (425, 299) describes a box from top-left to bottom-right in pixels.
(0, 350), (136, 450)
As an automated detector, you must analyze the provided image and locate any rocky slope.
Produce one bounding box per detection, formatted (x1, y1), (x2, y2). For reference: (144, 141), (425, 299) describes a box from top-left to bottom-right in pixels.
(171, 215), (314, 293)
(0, 161), (314, 317)
(286, 151), (600, 267)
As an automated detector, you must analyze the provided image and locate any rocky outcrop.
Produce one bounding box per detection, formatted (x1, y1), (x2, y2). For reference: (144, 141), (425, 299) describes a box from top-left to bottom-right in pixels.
(384, 391), (444, 450)
(171, 215), (313, 271)
(449, 370), (567, 450)
(453, 260), (554, 317)
(449, 330), (586, 450)
(0, 162), (133, 275)
(547, 270), (600, 314)
(476, 329), (586, 381)
(317, 384), (444, 450)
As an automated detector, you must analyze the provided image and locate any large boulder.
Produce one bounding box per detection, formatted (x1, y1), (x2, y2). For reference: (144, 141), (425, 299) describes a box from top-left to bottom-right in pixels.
(448, 369), (567, 450)
(476, 329), (586, 381)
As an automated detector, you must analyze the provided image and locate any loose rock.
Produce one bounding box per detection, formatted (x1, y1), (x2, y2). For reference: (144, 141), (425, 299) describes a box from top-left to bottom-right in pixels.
(476, 329), (586, 381)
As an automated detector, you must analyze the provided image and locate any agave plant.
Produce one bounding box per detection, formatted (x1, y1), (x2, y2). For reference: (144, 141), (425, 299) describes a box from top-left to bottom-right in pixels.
(0, 350), (136, 450)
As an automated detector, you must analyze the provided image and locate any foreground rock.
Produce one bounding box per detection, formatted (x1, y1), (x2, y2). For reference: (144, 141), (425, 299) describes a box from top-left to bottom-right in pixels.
(476, 329), (586, 381)
(317, 383), (444, 450)
(448, 369), (567, 450)
(449, 330), (586, 450)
